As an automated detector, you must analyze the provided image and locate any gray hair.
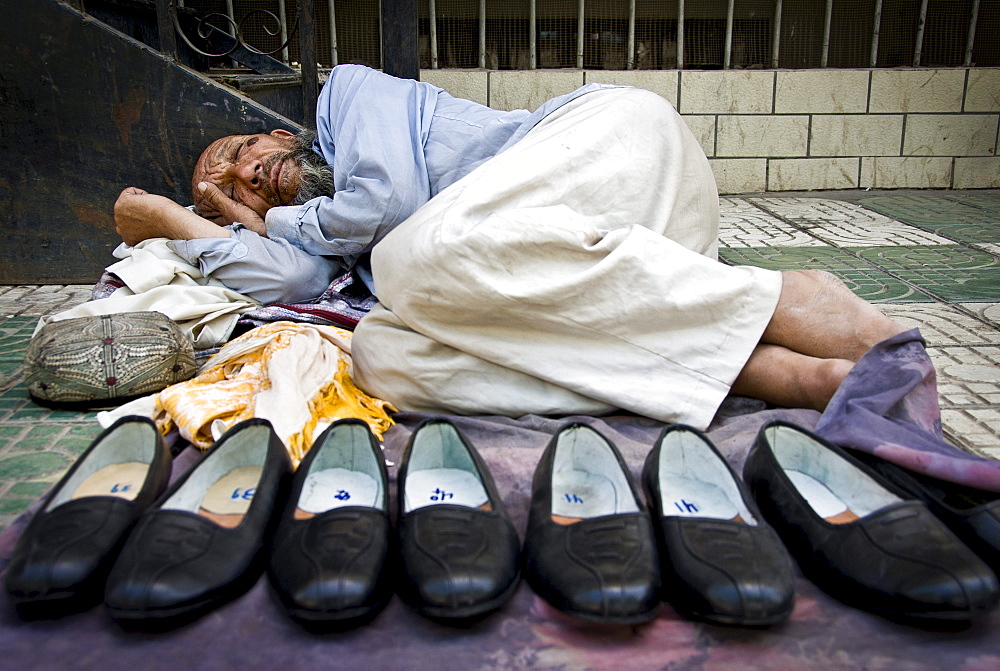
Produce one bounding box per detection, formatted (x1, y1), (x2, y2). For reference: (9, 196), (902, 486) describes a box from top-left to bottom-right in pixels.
(285, 130), (335, 204)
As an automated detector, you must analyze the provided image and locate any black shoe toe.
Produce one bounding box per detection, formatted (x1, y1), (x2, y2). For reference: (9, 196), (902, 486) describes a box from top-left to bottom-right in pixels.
(268, 420), (393, 626)
(5, 416), (170, 615)
(395, 419), (520, 622)
(398, 506), (520, 620)
(642, 424), (794, 626)
(105, 419), (291, 627)
(523, 423), (660, 625)
(744, 420), (999, 621)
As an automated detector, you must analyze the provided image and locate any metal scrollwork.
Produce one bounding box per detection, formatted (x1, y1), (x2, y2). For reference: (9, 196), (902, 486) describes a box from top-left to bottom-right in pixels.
(171, 2), (300, 59)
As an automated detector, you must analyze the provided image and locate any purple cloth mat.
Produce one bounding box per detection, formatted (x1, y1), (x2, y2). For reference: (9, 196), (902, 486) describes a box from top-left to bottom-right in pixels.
(2, 410), (999, 669)
(815, 328), (1000, 493)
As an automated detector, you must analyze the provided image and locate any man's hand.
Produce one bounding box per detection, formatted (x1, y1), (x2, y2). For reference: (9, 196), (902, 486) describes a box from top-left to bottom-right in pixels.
(195, 182), (268, 236)
(114, 186), (231, 245)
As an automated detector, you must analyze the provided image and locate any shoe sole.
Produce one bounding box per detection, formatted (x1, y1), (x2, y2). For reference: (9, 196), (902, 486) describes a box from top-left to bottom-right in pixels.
(283, 595), (392, 627)
(675, 603), (794, 627)
(552, 602), (661, 626)
(106, 570), (263, 628)
(408, 572), (521, 623)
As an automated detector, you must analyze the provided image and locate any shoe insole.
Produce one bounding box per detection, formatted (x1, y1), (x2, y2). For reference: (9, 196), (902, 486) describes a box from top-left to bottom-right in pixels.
(71, 462), (148, 501)
(551, 469), (620, 521)
(787, 470), (860, 524)
(197, 466), (262, 529)
(660, 475), (740, 520)
(404, 468), (488, 512)
(294, 468), (379, 520)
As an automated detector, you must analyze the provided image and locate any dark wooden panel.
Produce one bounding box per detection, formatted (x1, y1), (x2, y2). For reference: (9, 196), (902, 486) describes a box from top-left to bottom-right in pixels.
(382, 0), (420, 80)
(0, 0), (301, 283)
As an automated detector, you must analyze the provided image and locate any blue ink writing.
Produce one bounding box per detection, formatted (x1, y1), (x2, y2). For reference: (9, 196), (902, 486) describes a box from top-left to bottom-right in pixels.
(674, 499), (699, 513)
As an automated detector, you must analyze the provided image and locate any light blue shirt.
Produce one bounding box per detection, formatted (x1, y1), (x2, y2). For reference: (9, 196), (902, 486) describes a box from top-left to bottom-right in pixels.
(265, 64), (609, 265)
(170, 65), (612, 303)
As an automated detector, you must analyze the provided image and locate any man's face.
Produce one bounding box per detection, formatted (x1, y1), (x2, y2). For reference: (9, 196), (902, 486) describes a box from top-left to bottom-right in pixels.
(191, 129), (308, 221)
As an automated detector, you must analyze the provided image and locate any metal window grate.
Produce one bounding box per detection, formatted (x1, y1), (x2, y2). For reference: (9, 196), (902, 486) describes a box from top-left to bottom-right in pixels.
(178, 0), (999, 70)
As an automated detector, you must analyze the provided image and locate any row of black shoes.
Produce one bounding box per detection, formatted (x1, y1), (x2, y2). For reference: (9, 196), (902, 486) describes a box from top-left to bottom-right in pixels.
(5, 416), (1000, 629)
(532, 420), (999, 625)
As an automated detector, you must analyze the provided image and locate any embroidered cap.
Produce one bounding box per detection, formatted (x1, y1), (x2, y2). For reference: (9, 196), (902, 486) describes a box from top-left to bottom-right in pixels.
(25, 311), (197, 408)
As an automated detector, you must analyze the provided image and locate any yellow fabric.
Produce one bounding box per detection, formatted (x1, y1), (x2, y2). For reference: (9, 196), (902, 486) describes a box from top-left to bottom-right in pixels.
(144, 322), (394, 465)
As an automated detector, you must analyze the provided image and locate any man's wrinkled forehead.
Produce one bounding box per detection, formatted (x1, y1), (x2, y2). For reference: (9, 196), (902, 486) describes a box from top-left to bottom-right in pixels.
(197, 134), (244, 171)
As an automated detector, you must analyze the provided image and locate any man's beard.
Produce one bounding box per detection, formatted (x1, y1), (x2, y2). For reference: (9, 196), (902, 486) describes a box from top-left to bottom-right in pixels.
(279, 130), (335, 204)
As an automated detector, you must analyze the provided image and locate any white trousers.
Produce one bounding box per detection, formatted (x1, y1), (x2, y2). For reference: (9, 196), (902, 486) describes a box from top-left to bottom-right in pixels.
(352, 87), (782, 429)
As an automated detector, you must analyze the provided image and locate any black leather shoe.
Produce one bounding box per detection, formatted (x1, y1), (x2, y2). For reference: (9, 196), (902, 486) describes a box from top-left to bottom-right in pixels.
(853, 453), (1000, 572)
(523, 423), (660, 625)
(744, 420), (999, 621)
(642, 424), (794, 626)
(104, 418), (291, 627)
(268, 419), (393, 627)
(5, 416), (170, 617)
(396, 418), (520, 621)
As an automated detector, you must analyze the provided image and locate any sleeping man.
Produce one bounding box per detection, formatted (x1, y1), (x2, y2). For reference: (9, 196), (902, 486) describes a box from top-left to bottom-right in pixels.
(113, 64), (906, 429)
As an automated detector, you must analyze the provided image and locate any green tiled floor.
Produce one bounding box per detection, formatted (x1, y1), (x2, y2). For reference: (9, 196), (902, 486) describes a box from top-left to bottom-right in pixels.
(1, 191), (999, 530)
(0, 309), (102, 529)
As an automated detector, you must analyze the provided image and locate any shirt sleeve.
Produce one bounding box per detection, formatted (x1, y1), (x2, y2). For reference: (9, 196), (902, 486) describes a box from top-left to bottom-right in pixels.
(265, 65), (439, 261)
(167, 226), (341, 305)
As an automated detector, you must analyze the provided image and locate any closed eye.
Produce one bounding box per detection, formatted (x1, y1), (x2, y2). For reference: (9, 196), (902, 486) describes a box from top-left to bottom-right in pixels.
(234, 137), (258, 162)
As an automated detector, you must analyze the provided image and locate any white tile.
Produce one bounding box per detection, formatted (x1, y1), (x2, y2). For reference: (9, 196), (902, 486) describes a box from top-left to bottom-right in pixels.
(870, 69), (965, 113)
(774, 70), (869, 114)
(748, 197), (954, 246)
(0, 285), (94, 317)
(679, 70), (774, 115)
(965, 69), (1000, 113)
(420, 69), (489, 106)
(488, 71), (585, 111)
(767, 158), (859, 191)
(718, 198), (824, 248)
(928, 346), (1000, 409)
(681, 115), (716, 157)
(954, 157), (1000, 189)
(860, 157), (955, 189)
(962, 304), (1000, 330)
(584, 70), (679, 106)
(810, 115), (904, 157)
(805, 221), (954, 247)
(940, 408), (1000, 457)
(748, 197), (898, 226)
(716, 115), (809, 157)
(903, 114), (1000, 157)
(708, 158), (767, 195)
(880, 305), (1000, 346)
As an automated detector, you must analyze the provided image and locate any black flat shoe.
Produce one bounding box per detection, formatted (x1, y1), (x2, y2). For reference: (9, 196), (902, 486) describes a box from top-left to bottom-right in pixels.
(523, 423), (660, 625)
(104, 418), (291, 627)
(853, 453), (1000, 572)
(269, 419), (393, 627)
(744, 420), (999, 621)
(396, 418), (520, 622)
(5, 416), (170, 617)
(642, 424), (795, 626)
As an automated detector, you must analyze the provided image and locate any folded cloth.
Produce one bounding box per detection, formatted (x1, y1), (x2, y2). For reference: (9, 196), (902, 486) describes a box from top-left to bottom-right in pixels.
(42, 239), (259, 349)
(815, 328), (1000, 493)
(92, 268), (376, 333)
(234, 270), (377, 331)
(98, 322), (395, 465)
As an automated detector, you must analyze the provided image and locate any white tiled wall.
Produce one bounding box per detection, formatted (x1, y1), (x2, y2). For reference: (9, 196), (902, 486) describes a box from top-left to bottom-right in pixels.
(420, 67), (1000, 194)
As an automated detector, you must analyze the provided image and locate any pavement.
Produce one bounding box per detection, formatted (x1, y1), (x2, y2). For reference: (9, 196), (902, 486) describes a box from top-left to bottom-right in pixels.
(1, 190), (998, 530)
